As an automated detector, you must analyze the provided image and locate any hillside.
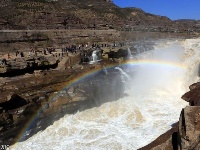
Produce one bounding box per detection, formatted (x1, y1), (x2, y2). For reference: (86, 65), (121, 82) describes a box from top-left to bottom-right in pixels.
(0, 0), (199, 33)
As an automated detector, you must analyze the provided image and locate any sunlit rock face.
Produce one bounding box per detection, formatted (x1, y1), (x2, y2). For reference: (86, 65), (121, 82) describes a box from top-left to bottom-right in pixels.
(11, 38), (200, 150)
(0, 0), (199, 32)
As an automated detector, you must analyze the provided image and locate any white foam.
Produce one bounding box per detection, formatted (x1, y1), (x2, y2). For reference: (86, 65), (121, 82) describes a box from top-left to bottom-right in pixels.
(11, 38), (200, 150)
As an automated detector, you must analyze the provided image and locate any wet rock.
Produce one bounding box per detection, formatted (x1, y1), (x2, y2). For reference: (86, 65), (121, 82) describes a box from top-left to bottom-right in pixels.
(48, 90), (72, 109)
(178, 106), (200, 150)
(182, 83), (200, 106)
(23, 103), (39, 116)
(189, 82), (200, 90)
(49, 96), (71, 108)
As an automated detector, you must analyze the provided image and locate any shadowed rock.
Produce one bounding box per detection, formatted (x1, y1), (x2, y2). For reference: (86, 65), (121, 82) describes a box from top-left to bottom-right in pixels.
(182, 82), (200, 106)
(178, 106), (200, 150)
(0, 94), (28, 111)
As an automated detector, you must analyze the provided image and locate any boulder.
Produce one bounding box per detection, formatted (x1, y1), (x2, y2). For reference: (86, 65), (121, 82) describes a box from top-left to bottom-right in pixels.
(182, 83), (200, 106)
(178, 106), (200, 150)
(189, 82), (200, 90)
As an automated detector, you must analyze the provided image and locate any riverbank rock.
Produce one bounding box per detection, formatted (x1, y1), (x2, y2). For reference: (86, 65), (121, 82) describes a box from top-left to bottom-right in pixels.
(182, 82), (200, 106)
(178, 106), (200, 150)
(0, 55), (59, 76)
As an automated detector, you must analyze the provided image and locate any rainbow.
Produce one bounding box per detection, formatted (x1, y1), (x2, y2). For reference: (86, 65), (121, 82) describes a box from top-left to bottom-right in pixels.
(12, 59), (186, 147)
(125, 59), (186, 69)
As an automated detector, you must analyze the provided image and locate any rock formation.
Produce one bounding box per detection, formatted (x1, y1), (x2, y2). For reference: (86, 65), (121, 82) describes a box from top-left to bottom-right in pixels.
(0, 55), (58, 76)
(0, 62), (126, 144)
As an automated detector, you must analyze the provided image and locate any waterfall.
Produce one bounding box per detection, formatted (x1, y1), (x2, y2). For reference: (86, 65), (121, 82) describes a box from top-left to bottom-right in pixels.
(115, 67), (132, 81)
(11, 38), (200, 150)
(89, 49), (102, 64)
(127, 47), (133, 59)
(92, 51), (97, 61)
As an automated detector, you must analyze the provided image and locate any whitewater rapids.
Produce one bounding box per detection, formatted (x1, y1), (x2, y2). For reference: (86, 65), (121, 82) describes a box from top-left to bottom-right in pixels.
(11, 38), (200, 150)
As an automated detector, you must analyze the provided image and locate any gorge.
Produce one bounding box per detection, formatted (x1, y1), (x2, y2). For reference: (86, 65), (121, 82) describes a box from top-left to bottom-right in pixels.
(8, 38), (200, 150)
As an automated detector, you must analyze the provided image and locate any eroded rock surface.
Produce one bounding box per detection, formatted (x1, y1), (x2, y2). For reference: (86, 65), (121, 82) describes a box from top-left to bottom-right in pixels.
(0, 55), (59, 76)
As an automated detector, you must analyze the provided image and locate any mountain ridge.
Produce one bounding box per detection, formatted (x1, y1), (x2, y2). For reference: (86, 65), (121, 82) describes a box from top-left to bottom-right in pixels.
(0, 0), (199, 33)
